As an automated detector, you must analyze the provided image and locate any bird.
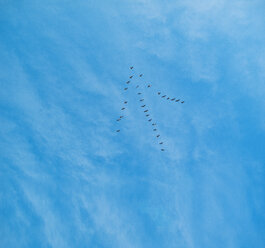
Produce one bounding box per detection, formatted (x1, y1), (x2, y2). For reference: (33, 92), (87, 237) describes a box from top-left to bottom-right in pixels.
(139, 74), (143, 77)
(162, 95), (166, 98)
(167, 97), (170, 100)
(146, 114), (150, 117)
(124, 88), (128, 90)
(144, 110), (148, 113)
(147, 85), (151, 88)
(138, 92), (141, 95)
(116, 119), (121, 121)
(175, 99), (180, 102)
(136, 85), (139, 88)
(116, 130), (120, 132)
(126, 81), (130, 84)
(161, 149), (165, 151)
(156, 135), (160, 138)
(121, 107), (125, 110)
(124, 101), (128, 104)
(153, 129), (157, 131)
(158, 92), (161, 95)
(152, 123), (156, 126)
(130, 66), (133, 69)
(130, 75), (133, 79)
(171, 98), (176, 101)
(140, 99), (144, 101)
(159, 142), (163, 145)
(181, 101), (185, 103)
(120, 116), (124, 118)
(148, 119), (152, 122)
(141, 105), (146, 107)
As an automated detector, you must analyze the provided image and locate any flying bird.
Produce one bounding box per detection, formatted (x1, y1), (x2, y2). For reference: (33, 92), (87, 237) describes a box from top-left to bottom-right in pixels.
(116, 130), (120, 132)
(120, 116), (124, 118)
(148, 119), (152, 122)
(141, 105), (146, 107)
(121, 107), (125, 110)
(140, 99), (144, 101)
(146, 114), (150, 117)
(167, 97), (170, 100)
(175, 99), (180, 102)
(116, 119), (121, 121)
(162, 95), (166, 98)
(124, 88), (128, 90)
(144, 110), (148, 113)
(138, 92), (142, 95)
(130, 66), (133, 69)
(171, 98), (176, 101)
(124, 101), (128, 104)
(130, 75), (133, 79)
(147, 85), (151, 88)
(156, 135), (160, 138)
(153, 129), (157, 131)
(159, 142), (163, 145)
(158, 92), (161, 95)
(126, 81), (130, 84)
(181, 101), (185, 103)
(139, 74), (143, 77)
(161, 149), (165, 151)
(152, 123), (156, 126)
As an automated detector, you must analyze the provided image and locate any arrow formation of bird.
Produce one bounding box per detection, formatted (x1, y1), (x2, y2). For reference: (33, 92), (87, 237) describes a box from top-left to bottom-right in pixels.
(115, 66), (185, 152)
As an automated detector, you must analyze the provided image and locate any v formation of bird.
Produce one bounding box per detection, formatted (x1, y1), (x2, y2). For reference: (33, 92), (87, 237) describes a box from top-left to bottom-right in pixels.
(115, 66), (185, 152)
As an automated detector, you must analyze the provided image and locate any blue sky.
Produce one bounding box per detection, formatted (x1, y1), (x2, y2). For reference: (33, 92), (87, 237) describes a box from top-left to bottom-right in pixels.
(0, 0), (265, 247)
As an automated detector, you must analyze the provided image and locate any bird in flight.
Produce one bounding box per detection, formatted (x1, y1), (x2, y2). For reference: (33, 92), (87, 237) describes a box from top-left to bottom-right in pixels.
(124, 101), (128, 104)
(124, 88), (128, 90)
(162, 95), (166, 98)
(161, 149), (165, 151)
(141, 105), (146, 107)
(126, 81), (130, 84)
(171, 98), (176, 101)
(159, 142), (163, 145)
(144, 110), (148, 112)
(146, 114), (150, 117)
(181, 101), (185, 103)
(167, 97), (170, 100)
(139, 74), (143, 77)
(117, 119), (121, 121)
(147, 85), (151, 88)
(130, 66), (133, 69)
(138, 92), (142, 95)
(140, 99), (144, 101)
(130, 75), (133, 79)
(153, 129), (157, 131)
(121, 107), (125, 110)
(152, 123), (156, 126)
(175, 99), (180, 102)
(116, 130), (120, 132)
(148, 119), (152, 122)
(120, 116), (124, 118)
(156, 135), (160, 138)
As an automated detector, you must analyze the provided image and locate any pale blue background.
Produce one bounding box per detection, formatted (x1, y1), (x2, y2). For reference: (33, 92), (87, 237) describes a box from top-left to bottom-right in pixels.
(0, 1), (265, 247)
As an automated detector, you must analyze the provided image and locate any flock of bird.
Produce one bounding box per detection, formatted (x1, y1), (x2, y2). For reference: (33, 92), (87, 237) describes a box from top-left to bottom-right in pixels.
(115, 66), (185, 152)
